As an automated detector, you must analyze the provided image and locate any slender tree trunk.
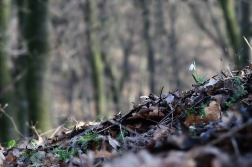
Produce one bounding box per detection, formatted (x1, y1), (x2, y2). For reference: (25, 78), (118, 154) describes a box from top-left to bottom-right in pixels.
(169, 3), (180, 88)
(139, 0), (155, 93)
(219, 0), (242, 68)
(83, 0), (106, 116)
(154, 0), (166, 39)
(97, 0), (118, 112)
(119, 37), (133, 94)
(0, 0), (18, 142)
(207, 0), (230, 59)
(241, 0), (251, 64)
(98, 0), (134, 112)
(154, 0), (180, 88)
(25, 0), (52, 133)
(14, 0), (29, 136)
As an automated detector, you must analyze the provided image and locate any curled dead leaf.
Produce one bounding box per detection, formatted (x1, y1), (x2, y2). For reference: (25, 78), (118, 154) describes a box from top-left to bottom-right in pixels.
(204, 100), (221, 121)
(184, 115), (207, 126)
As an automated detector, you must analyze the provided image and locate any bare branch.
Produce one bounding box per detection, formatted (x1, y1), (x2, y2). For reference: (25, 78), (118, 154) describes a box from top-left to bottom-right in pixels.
(0, 104), (26, 138)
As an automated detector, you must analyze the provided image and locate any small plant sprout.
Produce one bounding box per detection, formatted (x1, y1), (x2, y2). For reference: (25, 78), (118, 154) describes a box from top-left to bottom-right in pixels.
(54, 148), (78, 161)
(225, 77), (248, 107)
(116, 130), (128, 141)
(80, 132), (99, 144)
(8, 140), (16, 148)
(189, 60), (207, 85)
(97, 115), (104, 121)
(200, 104), (207, 118)
(184, 107), (195, 116)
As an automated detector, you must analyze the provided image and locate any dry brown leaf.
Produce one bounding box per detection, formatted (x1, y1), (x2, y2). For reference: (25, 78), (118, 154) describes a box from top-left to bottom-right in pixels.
(204, 100), (221, 121)
(153, 125), (169, 140)
(175, 106), (183, 115)
(126, 124), (136, 131)
(134, 123), (141, 129)
(184, 115), (207, 126)
(138, 106), (157, 115)
(149, 111), (164, 117)
(109, 130), (118, 138)
(3, 152), (16, 166)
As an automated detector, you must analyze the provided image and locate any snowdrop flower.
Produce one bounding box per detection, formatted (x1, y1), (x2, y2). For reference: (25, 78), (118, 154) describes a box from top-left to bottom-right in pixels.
(189, 126), (196, 130)
(189, 61), (196, 71)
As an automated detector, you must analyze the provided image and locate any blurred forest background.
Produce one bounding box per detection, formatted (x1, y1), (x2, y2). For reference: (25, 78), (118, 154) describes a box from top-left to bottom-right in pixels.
(0, 0), (251, 143)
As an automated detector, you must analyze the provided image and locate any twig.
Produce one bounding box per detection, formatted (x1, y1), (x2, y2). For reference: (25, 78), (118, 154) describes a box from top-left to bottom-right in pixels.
(243, 36), (252, 51)
(109, 120), (140, 136)
(31, 126), (41, 140)
(158, 87), (164, 117)
(168, 103), (174, 128)
(49, 124), (65, 138)
(227, 66), (234, 77)
(0, 104), (26, 138)
(221, 70), (227, 78)
(119, 124), (125, 144)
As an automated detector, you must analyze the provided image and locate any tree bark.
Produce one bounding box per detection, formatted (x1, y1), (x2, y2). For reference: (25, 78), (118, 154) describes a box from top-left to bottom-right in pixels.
(169, 3), (180, 88)
(219, 0), (242, 68)
(139, 0), (155, 93)
(241, 0), (251, 64)
(0, 0), (18, 142)
(14, 0), (29, 136)
(82, 0), (106, 116)
(25, 0), (52, 133)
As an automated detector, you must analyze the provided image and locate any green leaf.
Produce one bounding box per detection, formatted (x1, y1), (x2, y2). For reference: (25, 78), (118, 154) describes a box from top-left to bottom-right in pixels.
(8, 140), (16, 148)
(192, 74), (198, 83)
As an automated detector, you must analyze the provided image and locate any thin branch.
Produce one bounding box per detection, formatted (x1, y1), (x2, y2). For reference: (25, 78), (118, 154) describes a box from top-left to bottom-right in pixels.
(188, 1), (220, 45)
(0, 104), (26, 138)
(243, 36), (252, 51)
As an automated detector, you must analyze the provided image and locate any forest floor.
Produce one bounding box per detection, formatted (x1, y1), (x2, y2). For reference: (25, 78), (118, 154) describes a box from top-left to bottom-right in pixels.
(1, 64), (252, 167)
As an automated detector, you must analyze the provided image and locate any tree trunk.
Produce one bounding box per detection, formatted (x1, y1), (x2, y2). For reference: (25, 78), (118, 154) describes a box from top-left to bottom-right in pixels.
(0, 0), (18, 142)
(97, 0), (118, 112)
(14, 0), (29, 136)
(207, 0), (230, 59)
(82, 0), (106, 116)
(169, 3), (180, 88)
(25, 0), (52, 133)
(241, 0), (251, 64)
(219, 0), (242, 68)
(139, 0), (155, 93)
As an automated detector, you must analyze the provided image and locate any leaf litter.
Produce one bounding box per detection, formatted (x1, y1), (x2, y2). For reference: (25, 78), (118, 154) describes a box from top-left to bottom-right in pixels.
(2, 64), (252, 166)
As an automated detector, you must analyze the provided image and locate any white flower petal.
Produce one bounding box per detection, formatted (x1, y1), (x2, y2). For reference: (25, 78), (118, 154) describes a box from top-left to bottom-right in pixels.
(189, 63), (196, 71)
